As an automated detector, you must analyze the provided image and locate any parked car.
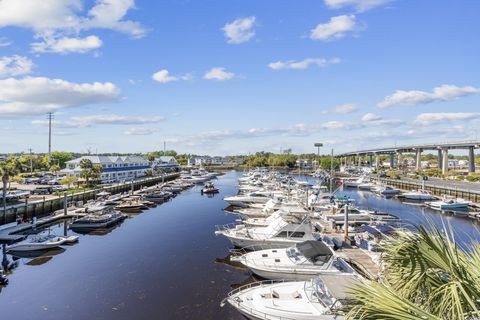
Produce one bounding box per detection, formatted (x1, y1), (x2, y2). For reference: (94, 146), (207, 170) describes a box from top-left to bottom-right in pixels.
(47, 178), (60, 185)
(31, 187), (54, 195)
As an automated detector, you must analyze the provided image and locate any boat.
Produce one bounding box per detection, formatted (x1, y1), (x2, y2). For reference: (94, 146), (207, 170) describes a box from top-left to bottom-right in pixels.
(221, 274), (361, 320)
(427, 196), (472, 210)
(342, 176), (367, 188)
(231, 240), (355, 281)
(115, 201), (148, 212)
(6, 233), (78, 252)
(70, 206), (127, 231)
(400, 190), (437, 200)
(371, 185), (401, 196)
(215, 215), (316, 250)
(224, 191), (280, 207)
(201, 182), (219, 194)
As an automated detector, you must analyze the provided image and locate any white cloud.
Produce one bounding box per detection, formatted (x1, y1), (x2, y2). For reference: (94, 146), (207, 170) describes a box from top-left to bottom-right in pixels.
(415, 112), (480, 125)
(0, 0), (145, 54)
(361, 112), (382, 122)
(222, 16), (256, 44)
(332, 103), (357, 114)
(33, 114), (164, 128)
(152, 69), (193, 84)
(0, 76), (120, 116)
(310, 15), (358, 41)
(378, 84), (480, 108)
(268, 57), (341, 70)
(125, 127), (159, 135)
(0, 37), (11, 47)
(32, 35), (102, 54)
(0, 55), (34, 77)
(204, 67), (235, 81)
(324, 0), (391, 12)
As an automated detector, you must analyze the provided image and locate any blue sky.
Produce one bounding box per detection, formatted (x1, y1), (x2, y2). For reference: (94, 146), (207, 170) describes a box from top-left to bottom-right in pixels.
(0, 0), (479, 155)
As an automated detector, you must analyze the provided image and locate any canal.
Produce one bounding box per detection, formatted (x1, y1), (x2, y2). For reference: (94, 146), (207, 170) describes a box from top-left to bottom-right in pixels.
(0, 171), (479, 319)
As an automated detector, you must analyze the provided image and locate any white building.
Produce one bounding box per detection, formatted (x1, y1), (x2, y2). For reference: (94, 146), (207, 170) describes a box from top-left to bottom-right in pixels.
(61, 155), (150, 183)
(187, 156), (230, 166)
(152, 156), (180, 171)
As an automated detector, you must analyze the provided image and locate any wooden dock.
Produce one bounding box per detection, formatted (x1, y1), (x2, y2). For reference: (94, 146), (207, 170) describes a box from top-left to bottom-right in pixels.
(337, 247), (380, 279)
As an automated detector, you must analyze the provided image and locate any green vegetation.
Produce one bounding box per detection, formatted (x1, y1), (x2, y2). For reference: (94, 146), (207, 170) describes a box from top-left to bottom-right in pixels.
(347, 224), (480, 320)
(79, 159), (103, 187)
(0, 157), (21, 210)
(61, 176), (78, 188)
(466, 173), (480, 182)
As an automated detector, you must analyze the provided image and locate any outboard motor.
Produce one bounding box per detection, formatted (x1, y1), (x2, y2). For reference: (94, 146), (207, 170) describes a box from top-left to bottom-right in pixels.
(0, 272), (8, 285)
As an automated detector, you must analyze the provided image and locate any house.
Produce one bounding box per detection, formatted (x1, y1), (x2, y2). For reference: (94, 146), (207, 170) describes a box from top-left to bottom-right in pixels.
(296, 159), (313, 169)
(61, 155), (150, 183)
(152, 156), (180, 172)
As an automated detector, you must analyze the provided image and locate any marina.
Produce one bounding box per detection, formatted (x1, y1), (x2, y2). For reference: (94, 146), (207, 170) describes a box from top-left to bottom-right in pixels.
(1, 170), (478, 319)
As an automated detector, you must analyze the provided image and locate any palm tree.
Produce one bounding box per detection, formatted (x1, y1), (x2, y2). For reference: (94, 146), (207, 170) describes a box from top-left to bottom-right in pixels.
(0, 158), (20, 217)
(347, 223), (480, 320)
(79, 159), (103, 187)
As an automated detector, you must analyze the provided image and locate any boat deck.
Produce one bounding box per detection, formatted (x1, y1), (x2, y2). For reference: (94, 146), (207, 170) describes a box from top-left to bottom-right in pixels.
(337, 247), (380, 279)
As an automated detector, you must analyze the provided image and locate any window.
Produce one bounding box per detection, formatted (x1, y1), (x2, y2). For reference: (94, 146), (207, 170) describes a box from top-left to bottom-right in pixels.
(275, 231), (288, 238)
(289, 232), (305, 238)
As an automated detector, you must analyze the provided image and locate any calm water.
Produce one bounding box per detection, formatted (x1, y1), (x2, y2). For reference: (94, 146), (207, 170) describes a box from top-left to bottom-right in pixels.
(0, 171), (479, 320)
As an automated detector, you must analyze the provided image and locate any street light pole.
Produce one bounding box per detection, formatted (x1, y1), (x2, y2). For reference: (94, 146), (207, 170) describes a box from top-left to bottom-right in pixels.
(314, 143), (323, 170)
(330, 148), (334, 191)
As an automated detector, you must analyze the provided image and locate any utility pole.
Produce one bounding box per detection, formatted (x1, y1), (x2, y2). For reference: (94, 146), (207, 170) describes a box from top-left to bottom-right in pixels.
(47, 112), (54, 166)
(28, 148), (33, 173)
(330, 148), (334, 191)
(163, 141), (166, 154)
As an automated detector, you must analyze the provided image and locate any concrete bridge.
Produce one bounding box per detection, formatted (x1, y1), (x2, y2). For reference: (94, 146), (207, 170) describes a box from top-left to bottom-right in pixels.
(336, 140), (479, 174)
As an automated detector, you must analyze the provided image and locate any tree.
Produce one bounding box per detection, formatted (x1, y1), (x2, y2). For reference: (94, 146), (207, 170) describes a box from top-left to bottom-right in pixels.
(61, 176), (78, 188)
(44, 151), (73, 169)
(49, 164), (61, 175)
(0, 158), (21, 213)
(79, 159), (103, 187)
(347, 223), (480, 320)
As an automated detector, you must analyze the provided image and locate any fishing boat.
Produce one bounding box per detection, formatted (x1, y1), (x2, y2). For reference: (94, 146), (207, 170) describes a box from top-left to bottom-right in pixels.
(400, 190), (437, 201)
(371, 185), (401, 196)
(427, 196), (472, 210)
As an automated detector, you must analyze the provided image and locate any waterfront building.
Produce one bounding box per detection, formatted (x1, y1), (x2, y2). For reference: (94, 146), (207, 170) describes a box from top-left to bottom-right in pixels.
(296, 159), (314, 169)
(187, 156), (233, 166)
(61, 155), (150, 183)
(152, 156), (180, 172)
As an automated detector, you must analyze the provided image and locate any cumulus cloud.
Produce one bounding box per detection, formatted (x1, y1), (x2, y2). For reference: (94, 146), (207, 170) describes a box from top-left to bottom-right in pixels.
(32, 35), (102, 54)
(0, 76), (120, 116)
(222, 16), (256, 44)
(310, 15), (359, 41)
(324, 0), (391, 12)
(0, 0), (145, 54)
(0, 37), (11, 47)
(152, 69), (193, 84)
(124, 127), (159, 135)
(268, 57), (341, 70)
(378, 84), (480, 108)
(204, 67), (235, 81)
(0, 55), (34, 77)
(415, 112), (480, 125)
(332, 103), (357, 114)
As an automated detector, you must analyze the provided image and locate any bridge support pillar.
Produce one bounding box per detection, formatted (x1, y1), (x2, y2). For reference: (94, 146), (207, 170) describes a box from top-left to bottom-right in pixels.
(375, 153), (380, 169)
(369, 154), (373, 167)
(469, 147), (476, 173)
(415, 149), (422, 171)
(389, 154), (394, 168)
(442, 148), (449, 175)
(397, 152), (403, 167)
(437, 149), (442, 169)
(358, 155), (362, 167)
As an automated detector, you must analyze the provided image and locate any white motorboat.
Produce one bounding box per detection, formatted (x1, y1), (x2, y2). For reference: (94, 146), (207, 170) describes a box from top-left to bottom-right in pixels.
(221, 274), (361, 320)
(70, 206), (127, 231)
(427, 196), (472, 210)
(231, 240), (355, 280)
(7, 233), (78, 252)
(224, 191), (280, 207)
(358, 182), (376, 191)
(215, 215), (316, 250)
(401, 190), (437, 200)
(342, 176), (367, 188)
(371, 185), (401, 196)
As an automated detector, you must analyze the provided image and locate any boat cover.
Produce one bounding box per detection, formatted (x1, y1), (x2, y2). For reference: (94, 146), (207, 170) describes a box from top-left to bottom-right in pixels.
(296, 241), (332, 261)
(359, 225), (381, 236)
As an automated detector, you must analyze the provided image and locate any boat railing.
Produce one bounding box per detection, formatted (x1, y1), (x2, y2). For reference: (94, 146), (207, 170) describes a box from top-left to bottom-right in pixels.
(214, 222), (240, 232)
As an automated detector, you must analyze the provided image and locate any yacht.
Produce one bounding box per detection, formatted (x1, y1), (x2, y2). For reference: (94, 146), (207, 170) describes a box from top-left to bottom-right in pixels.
(342, 176), (367, 188)
(231, 240), (355, 280)
(215, 215), (315, 250)
(221, 274), (361, 320)
(201, 182), (219, 194)
(70, 206), (127, 231)
(6, 233), (78, 252)
(401, 190), (437, 200)
(224, 191), (280, 207)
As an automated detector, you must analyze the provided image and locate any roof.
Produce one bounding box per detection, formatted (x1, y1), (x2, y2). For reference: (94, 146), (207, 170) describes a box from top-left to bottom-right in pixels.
(156, 156), (177, 163)
(296, 241), (332, 260)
